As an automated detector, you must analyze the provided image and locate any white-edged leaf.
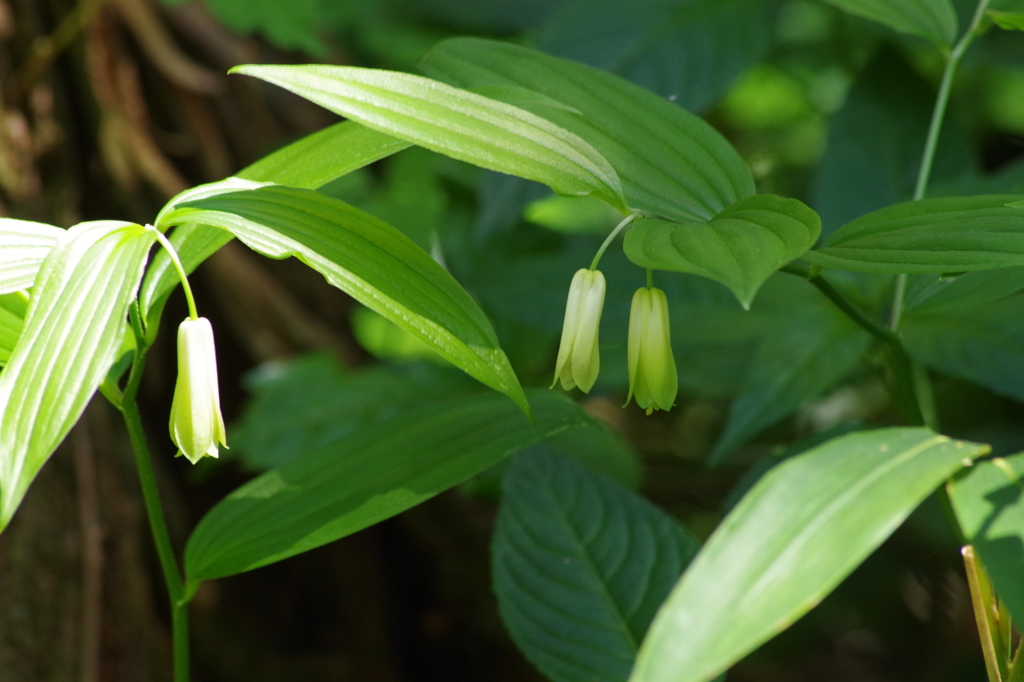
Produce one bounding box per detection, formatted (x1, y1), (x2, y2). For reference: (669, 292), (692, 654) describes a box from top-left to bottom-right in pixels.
(0, 219), (63, 294)
(0, 221), (156, 530)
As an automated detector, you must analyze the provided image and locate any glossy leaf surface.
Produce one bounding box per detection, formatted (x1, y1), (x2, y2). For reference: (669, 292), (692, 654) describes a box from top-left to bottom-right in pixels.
(0, 221), (156, 530)
(803, 196), (1024, 273)
(186, 389), (598, 581)
(159, 180), (529, 414)
(421, 38), (755, 222)
(494, 449), (699, 682)
(950, 453), (1024, 624)
(0, 219), (63, 295)
(623, 195), (820, 307)
(232, 63), (627, 211)
(631, 428), (987, 682)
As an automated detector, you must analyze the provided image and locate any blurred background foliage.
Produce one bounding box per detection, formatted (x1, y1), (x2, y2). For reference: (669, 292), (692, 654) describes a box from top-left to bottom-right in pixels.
(0, 0), (1023, 680)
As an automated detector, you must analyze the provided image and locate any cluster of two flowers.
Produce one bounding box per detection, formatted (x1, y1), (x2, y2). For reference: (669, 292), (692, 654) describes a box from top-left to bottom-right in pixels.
(553, 268), (678, 414)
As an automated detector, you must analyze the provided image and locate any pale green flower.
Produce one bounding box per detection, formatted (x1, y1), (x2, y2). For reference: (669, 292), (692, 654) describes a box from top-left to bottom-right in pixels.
(169, 317), (227, 464)
(625, 287), (678, 414)
(552, 268), (606, 393)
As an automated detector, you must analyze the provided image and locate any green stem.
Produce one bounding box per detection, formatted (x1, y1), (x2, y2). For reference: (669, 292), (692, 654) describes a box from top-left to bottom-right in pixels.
(781, 263), (929, 427)
(149, 226), (198, 321)
(590, 212), (639, 271)
(891, 0), (992, 332)
(120, 305), (191, 682)
(646, 268), (654, 289)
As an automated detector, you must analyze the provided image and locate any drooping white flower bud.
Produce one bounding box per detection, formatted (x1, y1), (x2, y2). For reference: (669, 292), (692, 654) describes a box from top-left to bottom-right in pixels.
(169, 317), (227, 464)
(552, 268), (606, 393)
(625, 287), (678, 414)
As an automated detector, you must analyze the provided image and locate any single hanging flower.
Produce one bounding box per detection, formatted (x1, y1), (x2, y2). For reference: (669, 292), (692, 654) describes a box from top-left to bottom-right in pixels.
(169, 317), (227, 464)
(552, 268), (606, 393)
(625, 287), (678, 414)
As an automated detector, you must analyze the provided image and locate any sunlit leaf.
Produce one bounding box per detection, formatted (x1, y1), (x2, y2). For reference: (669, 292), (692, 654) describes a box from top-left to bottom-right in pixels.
(0, 219), (63, 295)
(232, 63), (628, 211)
(421, 38), (755, 222)
(494, 449), (699, 682)
(158, 179), (529, 415)
(0, 292), (28, 365)
(185, 389), (598, 582)
(631, 428), (987, 682)
(0, 221), (156, 530)
(949, 453), (1024, 624)
(623, 195), (821, 307)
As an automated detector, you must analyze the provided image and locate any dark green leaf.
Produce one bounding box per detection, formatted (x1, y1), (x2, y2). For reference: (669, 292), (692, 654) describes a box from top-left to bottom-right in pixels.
(812, 48), (976, 237)
(185, 389), (600, 582)
(803, 195), (1024, 273)
(949, 453), (1024, 624)
(623, 195), (821, 307)
(988, 9), (1024, 30)
(710, 292), (872, 463)
(197, 0), (328, 55)
(493, 449), (699, 682)
(0, 221), (156, 530)
(631, 428), (987, 682)
(903, 296), (1024, 402)
(232, 63), (628, 211)
(536, 0), (779, 113)
(820, 0), (958, 45)
(903, 267), (1024, 314)
(421, 38), (755, 223)
(159, 180), (529, 415)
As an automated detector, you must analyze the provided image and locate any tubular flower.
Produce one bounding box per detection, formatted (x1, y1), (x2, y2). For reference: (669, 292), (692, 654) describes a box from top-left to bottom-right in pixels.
(552, 268), (606, 393)
(169, 317), (227, 464)
(625, 287), (678, 414)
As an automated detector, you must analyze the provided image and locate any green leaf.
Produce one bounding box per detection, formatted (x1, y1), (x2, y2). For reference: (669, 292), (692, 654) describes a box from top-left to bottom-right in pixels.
(623, 195), (821, 307)
(0, 292), (28, 365)
(420, 37), (755, 223)
(237, 120), (411, 189)
(903, 267), (1024, 315)
(820, 0), (958, 45)
(988, 9), (1024, 30)
(159, 179), (529, 415)
(949, 453), (1024, 624)
(710, 291), (872, 463)
(231, 63), (628, 212)
(536, 0), (780, 113)
(198, 0), (328, 56)
(903, 296), (1024, 402)
(493, 449), (699, 682)
(0, 221), (156, 530)
(630, 428), (987, 682)
(812, 47), (976, 237)
(803, 195), (1024, 273)
(0, 219), (63, 294)
(185, 389), (598, 582)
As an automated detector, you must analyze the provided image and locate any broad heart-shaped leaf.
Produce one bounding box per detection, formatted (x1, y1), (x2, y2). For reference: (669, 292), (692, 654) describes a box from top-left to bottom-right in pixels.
(0, 219), (63, 294)
(949, 453), (1024, 625)
(158, 179), (529, 415)
(803, 195), (1024, 273)
(821, 0), (958, 45)
(630, 428), (988, 682)
(0, 221), (156, 531)
(493, 449), (700, 682)
(231, 64), (628, 212)
(536, 0), (779, 114)
(623, 195), (821, 308)
(902, 295), (1024, 402)
(0, 292), (28, 365)
(420, 38), (755, 223)
(185, 389), (597, 583)
(710, 286), (871, 463)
